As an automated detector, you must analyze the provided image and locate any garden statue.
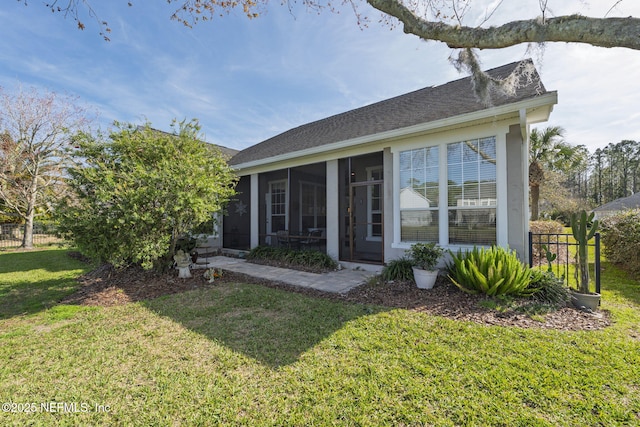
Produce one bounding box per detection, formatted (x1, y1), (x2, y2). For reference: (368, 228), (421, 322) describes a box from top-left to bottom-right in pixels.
(174, 250), (192, 278)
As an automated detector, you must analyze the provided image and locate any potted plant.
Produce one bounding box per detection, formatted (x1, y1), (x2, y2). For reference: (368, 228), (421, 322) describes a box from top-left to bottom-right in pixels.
(409, 242), (444, 289)
(570, 210), (600, 311)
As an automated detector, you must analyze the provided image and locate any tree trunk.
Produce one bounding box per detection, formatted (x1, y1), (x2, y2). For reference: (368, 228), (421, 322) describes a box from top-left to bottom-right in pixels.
(22, 212), (34, 249)
(21, 176), (39, 248)
(530, 184), (540, 221)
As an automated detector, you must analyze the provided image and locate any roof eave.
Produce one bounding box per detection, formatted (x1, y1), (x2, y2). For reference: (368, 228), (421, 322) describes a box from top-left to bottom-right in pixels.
(232, 92), (558, 172)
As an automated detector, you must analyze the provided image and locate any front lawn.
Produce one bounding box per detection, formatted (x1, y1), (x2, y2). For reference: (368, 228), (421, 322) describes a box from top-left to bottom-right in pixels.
(0, 248), (638, 425)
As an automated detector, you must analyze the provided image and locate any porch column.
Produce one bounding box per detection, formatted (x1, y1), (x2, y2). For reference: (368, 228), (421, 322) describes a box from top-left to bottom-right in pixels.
(250, 173), (259, 249)
(326, 160), (340, 260)
(506, 124), (527, 260)
(383, 147), (394, 263)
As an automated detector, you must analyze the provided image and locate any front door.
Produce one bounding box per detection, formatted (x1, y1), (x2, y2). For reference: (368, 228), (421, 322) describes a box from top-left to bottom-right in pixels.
(347, 180), (384, 264)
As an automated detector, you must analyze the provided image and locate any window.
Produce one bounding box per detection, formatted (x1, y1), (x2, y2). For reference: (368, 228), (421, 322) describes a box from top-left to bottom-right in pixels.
(399, 146), (439, 242)
(367, 167), (383, 240)
(268, 180), (287, 233)
(447, 138), (496, 245)
(398, 136), (497, 246)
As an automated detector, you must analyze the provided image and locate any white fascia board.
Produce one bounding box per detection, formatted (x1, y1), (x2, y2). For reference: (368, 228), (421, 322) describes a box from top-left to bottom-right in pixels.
(232, 92), (558, 173)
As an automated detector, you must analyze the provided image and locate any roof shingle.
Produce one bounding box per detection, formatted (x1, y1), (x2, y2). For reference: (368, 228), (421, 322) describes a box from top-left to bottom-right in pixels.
(230, 60), (548, 166)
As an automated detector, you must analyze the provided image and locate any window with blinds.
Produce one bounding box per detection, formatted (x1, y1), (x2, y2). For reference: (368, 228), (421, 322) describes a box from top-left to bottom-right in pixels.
(398, 136), (497, 245)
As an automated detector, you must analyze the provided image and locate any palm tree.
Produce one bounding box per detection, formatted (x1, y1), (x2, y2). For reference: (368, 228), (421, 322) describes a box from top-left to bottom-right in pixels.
(529, 126), (579, 220)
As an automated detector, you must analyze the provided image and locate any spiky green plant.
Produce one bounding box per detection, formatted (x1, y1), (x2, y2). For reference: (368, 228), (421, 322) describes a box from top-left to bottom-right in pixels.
(448, 246), (534, 296)
(570, 210), (598, 294)
(381, 257), (415, 282)
(528, 269), (571, 308)
(246, 245), (337, 271)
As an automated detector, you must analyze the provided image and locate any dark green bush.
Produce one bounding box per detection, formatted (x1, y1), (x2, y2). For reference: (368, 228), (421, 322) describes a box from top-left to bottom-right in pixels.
(246, 245), (338, 272)
(246, 245), (274, 260)
(191, 219), (216, 235)
(528, 269), (571, 307)
(175, 236), (197, 253)
(381, 257), (414, 282)
(600, 209), (640, 278)
(448, 246), (534, 296)
(408, 242), (444, 270)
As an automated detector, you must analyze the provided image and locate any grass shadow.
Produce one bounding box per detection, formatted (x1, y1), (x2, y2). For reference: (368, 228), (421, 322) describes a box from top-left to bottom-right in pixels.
(0, 248), (83, 274)
(0, 248), (93, 319)
(0, 277), (84, 319)
(143, 282), (385, 368)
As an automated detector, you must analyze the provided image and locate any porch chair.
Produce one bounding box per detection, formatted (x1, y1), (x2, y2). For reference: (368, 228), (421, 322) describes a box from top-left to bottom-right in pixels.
(299, 228), (324, 250)
(276, 230), (290, 248)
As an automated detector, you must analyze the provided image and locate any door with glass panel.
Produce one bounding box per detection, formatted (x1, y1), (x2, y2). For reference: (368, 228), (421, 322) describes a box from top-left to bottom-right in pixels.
(348, 180), (383, 264)
(266, 180), (287, 237)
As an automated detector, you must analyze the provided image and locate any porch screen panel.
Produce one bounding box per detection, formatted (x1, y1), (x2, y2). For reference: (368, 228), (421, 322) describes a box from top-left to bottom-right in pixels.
(301, 182), (326, 230)
(399, 146), (439, 242)
(447, 137), (497, 245)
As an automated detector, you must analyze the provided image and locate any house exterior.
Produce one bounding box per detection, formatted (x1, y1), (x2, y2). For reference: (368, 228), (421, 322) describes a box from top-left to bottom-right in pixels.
(593, 193), (640, 220)
(221, 60), (557, 265)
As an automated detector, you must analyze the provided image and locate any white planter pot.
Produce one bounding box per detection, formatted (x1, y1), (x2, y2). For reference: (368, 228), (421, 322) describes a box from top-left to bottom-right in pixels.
(412, 267), (438, 289)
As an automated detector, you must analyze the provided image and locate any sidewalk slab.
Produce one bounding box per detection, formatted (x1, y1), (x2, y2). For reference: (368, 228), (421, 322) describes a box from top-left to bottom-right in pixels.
(201, 256), (376, 294)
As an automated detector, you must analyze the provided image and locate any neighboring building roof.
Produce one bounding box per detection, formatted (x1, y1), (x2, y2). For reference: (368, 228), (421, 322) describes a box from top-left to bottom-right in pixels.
(139, 125), (239, 159)
(230, 59), (552, 166)
(400, 187), (431, 209)
(593, 193), (640, 213)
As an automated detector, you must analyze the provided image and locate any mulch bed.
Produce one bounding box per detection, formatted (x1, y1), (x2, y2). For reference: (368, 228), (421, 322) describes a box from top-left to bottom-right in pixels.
(63, 253), (611, 331)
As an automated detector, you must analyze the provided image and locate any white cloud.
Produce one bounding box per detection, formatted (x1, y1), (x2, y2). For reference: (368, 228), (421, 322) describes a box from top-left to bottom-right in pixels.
(1, 0), (639, 153)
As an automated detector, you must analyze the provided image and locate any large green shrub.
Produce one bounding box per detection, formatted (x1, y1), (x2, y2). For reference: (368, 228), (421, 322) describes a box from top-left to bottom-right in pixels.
(600, 209), (640, 278)
(448, 246), (534, 296)
(56, 120), (237, 270)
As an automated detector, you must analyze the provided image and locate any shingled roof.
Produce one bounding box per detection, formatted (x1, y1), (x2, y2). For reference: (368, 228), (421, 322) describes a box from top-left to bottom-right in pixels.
(594, 192), (640, 213)
(230, 60), (548, 166)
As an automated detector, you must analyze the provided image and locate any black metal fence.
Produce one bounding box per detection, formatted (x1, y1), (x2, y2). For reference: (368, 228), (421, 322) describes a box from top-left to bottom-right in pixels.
(0, 223), (64, 249)
(528, 231), (601, 293)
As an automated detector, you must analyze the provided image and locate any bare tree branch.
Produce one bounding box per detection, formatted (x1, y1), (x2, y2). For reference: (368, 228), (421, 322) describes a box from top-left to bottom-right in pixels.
(365, 0), (640, 50)
(17, 0), (640, 51)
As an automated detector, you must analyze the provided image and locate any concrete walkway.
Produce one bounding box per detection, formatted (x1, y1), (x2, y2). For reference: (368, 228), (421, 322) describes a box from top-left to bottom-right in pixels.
(199, 256), (378, 294)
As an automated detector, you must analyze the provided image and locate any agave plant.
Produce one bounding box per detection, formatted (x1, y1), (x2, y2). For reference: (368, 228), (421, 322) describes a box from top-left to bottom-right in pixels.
(448, 246), (534, 296)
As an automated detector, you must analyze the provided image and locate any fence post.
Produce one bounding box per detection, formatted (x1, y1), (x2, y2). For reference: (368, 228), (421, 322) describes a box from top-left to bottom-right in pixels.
(595, 232), (601, 294)
(528, 231), (533, 267)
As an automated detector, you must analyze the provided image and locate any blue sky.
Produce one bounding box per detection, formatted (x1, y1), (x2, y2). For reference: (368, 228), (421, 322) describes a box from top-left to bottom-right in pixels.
(1, 1), (639, 153)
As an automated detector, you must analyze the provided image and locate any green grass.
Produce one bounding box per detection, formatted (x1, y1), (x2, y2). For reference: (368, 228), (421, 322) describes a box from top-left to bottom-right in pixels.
(0, 248), (94, 319)
(1, 249), (639, 426)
